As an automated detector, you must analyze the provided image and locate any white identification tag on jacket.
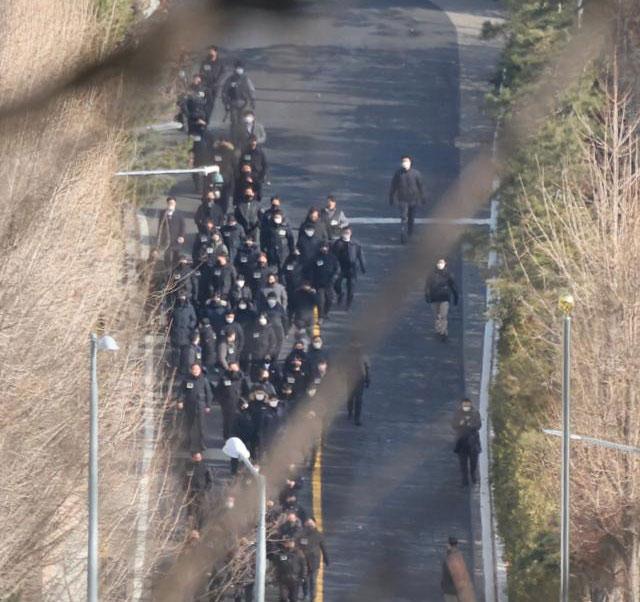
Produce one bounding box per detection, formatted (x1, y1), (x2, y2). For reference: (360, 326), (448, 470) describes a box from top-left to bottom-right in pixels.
(214, 269), (221, 276)
(240, 257), (248, 263)
(316, 260), (324, 266)
(207, 248), (213, 254)
(253, 271), (261, 278)
(224, 380), (231, 386)
(186, 382), (194, 389)
(203, 65), (211, 71)
(214, 155), (222, 162)
(286, 265), (293, 271)
(243, 155), (251, 161)
(279, 229), (286, 236)
(287, 376), (295, 384)
(253, 332), (260, 338)
(196, 352), (202, 360)
(300, 538), (308, 545)
(331, 220), (338, 226)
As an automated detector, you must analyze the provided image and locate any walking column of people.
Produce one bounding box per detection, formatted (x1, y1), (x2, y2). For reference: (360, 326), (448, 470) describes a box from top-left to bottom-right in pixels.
(154, 43), (482, 602)
(155, 46), (365, 601)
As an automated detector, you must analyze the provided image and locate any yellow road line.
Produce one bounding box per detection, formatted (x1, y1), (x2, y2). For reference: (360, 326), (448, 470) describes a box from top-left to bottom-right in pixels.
(312, 439), (324, 602)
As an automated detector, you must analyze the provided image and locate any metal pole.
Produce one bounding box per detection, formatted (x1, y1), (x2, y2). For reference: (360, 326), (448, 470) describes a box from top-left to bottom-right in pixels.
(560, 315), (571, 602)
(255, 474), (267, 602)
(88, 333), (99, 602)
(239, 456), (266, 602)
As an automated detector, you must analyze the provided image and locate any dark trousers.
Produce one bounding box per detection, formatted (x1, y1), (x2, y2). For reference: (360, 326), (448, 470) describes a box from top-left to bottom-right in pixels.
(335, 274), (355, 308)
(302, 564), (318, 600)
(458, 450), (479, 485)
(400, 204), (416, 239)
(234, 583), (253, 602)
(347, 380), (365, 422)
(278, 578), (299, 602)
(317, 286), (335, 317)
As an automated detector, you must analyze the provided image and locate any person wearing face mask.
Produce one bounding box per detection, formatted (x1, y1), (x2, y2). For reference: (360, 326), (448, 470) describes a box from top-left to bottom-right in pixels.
(194, 190), (225, 235)
(203, 292), (230, 332)
(219, 310), (245, 356)
(306, 241), (339, 319)
(222, 60), (256, 140)
(184, 72), (211, 135)
(261, 210), (295, 273)
(280, 356), (308, 403)
(299, 207), (329, 242)
(321, 195), (349, 241)
(156, 196), (186, 271)
(228, 274), (254, 311)
(346, 340), (371, 427)
(388, 154), (428, 243)
(167, 254), (199, 309)
(211, 135), (237, 214)
(216, 360), (249, 439)
(425, 258), (459, 342)
(169, 291), (198, 367)
(260, 272), (288, 311)
(234, 237), (261, 280)
(199, 318), (218, 376)
(307, 336), (328, 369)
(248, 253), (271, 299)
(177, 363), (213, 453)
(205, 253), (235, 298)
(235, 187), (261, 242)
(234, 110), (267, 152)
(263, 292), (289, 359)
(452, 398), (482, 486)
(184, 451), (213, 534)
(251, 369), (277, 399)
(235, 162), (256, 206)
(259, 196), (286, 231)
(217, 329), (238, 371)
(230, 398), (257, 473)
(331, 226), (366, 310)
(247, 313), (278, 380)
(179, 331), (203, 377)
(239, 134), (268, 194)
(296, 222), (324, 270)
(282, 249), (305, 315)
(220, 213), (246, 264)
(199, 45), (226, 119)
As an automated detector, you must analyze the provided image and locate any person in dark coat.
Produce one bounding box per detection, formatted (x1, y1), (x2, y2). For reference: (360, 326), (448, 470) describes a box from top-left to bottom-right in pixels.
(331, 227), (366, 310)
(211, 137), (237, 214)
(195, 190), (225, 234)
(234, 237), (261, 281)
(290, 282), (318, 333)
(217, 329), (240, 371)
(452, 398), (482, 486)
(167, 255), (199, 309)
(306, 242), (339, 319)
(189, 133), (214, 194)
(235, 187), (261, 242)
(261, 210), (295, 273)
(254, 397), (286, 460)
(199, 319), (218, 376)
(388, 155), (427, 243)
(246, 313), (278, 379)
(270, 538), (307, 602)
(170, 292), (198, 366)
(216, 360), (248, 440)
(199, 45), (226, 119)
(221, 60), (256, 140)
(221, 212), (246, 264)
(230, 399), (256, 473)
(179, 331), (203, 377)
(239, 135), (268, 196)
(220, 310), (245, 356)
(229, 274), (254, 312)
(184, 73), (211, 135)
(263, 292), (289, 359)
(346, 340), (370, 426)
(298, 207), (328, 243)
(184, 451), (213, 533)
(177, 364), (213, 453)
(156, 196), (186, 270)
(425, 258), (459, 342)
(296, 517), (329, 601)
(247, 253), (271, 300)
(233, 111), (267, 157)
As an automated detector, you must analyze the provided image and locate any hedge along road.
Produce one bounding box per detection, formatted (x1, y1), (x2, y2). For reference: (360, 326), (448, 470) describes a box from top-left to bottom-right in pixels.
(145, 0), (479, 599)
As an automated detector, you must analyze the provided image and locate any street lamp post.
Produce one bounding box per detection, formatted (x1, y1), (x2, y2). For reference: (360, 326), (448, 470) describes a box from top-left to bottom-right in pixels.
(88, 333), (119, 602)
(558, 293), (574, 602)
(222, 437), (266, 602)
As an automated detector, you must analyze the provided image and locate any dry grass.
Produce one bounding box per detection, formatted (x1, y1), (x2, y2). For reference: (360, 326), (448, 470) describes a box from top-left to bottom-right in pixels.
(0, 1), (180, 599)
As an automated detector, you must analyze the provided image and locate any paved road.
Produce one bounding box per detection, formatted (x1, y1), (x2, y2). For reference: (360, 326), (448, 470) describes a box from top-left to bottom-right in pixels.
(144, 0), (493, 598)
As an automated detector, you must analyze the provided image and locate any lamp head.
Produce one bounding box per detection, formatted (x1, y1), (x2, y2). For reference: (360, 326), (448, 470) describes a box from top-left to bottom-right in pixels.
(558, 293), (575, 316)
(222, 437), (250, 460)
(97, 334), (119, 351)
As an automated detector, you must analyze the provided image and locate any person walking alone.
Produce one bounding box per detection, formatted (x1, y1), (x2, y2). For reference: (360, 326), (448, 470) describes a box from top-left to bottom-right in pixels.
(451, 398), (482, 486)
(425, 258), (458, 342)
(388, 155), (427, 243)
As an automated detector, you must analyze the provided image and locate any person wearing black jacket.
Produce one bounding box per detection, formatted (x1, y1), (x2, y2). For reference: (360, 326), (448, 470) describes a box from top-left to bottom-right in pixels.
(199, 45), (225, 119)
(282, 250), (305, 311)
(230, 399), (256, 473)
(199, 319), (218, 375)
(263, 293), (289, 359)
(189, 133), (214, 194)
(307, 242), (339, 319)
(156, 196), (186, 270)
(290, 282), (319, 332)
(261, 210), (295, 272)
(425, 258), (459, 342)
(235, 187), (261, 242)
(222, 60), (256, 136)
(452, 398), (482, 486)
(270, 539), (307, 602)
(346, 340), (370, 426)
(221, 213), (245, 264)
(184, 73), (211, 135)
(195, 190), (225, 235)
(170, 292), (198, 366)
(388, 155), (427, 243)
(216, 361), (248, 439)
(178, 364), (213, 453)
(331, 227), (366, 310)
(296, 517), (329, 601)
(246, 313), (278, 379)
(185, 451), (213, 533)
(239, 135), (267, 186)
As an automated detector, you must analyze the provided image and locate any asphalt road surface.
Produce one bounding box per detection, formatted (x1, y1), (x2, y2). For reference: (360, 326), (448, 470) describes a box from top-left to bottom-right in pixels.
(147, 0), (483, 599)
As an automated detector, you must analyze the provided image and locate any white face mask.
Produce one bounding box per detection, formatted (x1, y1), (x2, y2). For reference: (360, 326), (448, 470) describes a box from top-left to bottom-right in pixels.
(237, 280), (245, 288)
(305, 229), (315, 237)
(239, 302), (247, 310)
(225, 316), (234, 324)
(274, 217), (283, 224)
(258, 317), (267, 326)
(267, 299), (277, 308)
(341, 234), (351, 242)
(244, 117), (254, 125)
(437, 261), (446, 270)
(255, 393), (265, 401)
(312, 342), (322, 349)
(401, 160), (411, 170)
(462, 405), (471, 412)
(235, 67), (244, 75)
(268, 400), (278, 408)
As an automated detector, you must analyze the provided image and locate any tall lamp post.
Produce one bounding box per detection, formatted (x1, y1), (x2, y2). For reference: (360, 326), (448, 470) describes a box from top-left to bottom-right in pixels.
(222, 437), (267, 602)
(558, 293), (574, 602)
(88, 333), (119, 602)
